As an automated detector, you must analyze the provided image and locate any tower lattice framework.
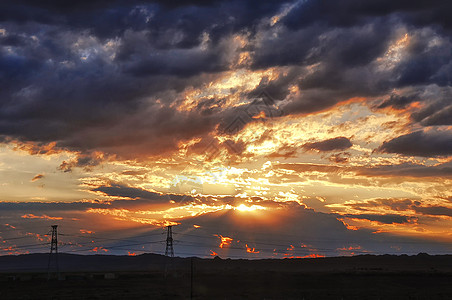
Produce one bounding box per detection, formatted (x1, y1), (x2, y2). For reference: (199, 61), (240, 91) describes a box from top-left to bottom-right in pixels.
(47, 225), (59, 279)
(165, 225), (174, 257)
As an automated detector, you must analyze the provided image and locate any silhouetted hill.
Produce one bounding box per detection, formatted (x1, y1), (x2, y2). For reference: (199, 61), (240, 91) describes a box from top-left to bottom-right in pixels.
(1, 253), (451, 273)
(0, 253), (169, 273)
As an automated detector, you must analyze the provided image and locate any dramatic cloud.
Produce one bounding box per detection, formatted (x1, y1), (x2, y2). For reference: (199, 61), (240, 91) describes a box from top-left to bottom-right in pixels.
(0, 1), (448, 159)
(377, 93), (420, 110)
(413, 206), (452, 217)
(420, 105), (452, 126)
(91, 183), (196, 205)
(303, 137), (353, 152)
(359, 162), (452, 178)
(1, 0), (451, 159)
(336, 198), (452, 219)
(282, 0), (452, 31)
(21, 214), (63, 220)
(378, 130), (452, 157)
(342, 213), (415, 224)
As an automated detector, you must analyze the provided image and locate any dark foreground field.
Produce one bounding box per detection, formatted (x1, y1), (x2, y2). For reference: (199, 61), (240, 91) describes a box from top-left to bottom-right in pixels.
(1, 253), (451, 299)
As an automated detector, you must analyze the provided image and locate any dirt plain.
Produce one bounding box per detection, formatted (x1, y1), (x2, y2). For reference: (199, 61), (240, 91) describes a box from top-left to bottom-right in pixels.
(0, 253), (451, 299)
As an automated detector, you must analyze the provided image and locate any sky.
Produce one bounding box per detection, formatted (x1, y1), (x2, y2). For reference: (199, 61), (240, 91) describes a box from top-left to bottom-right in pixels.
(1, 0), (452, 259)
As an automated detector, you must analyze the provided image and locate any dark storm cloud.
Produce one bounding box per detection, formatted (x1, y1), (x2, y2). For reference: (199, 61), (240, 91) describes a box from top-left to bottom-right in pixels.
(248, 68), (302, 101)
(275, 159), (452, 183)
(414, 206), (452, 217)
(303, 137), (352, 152)
(0, 188), (197, 212)
(58, 153), (105, 173)
(0, 201), (95, 212)
(378, 130), (452, 157)
(92, 183), (195, 204)
(0, 0), (285, 159)
(341, 198), (452, 218)
(371, 27), (452, 123)
(251, 1), (452, 118)
(377, 93), (420, 109)
(282, 0), (452, 31)
(251, 21), (397, 115)
(262, 19), (393, 69)
(358, 162), (452, 178)
(345, 198), (416, 212)
(408, 88), (452, 126)
(0, 59), (222, 158)
(419, 105), (452, 126)
(276, 161), (452, 179)
(342, 213), (415, 224)
(121, 43), (228, 77)
(1, 0), (452, 161)
(93, 183), (161, 200)
(216, 94), (283, 140)
(0, 0), (281, 41)
(393, 30), (452, 88)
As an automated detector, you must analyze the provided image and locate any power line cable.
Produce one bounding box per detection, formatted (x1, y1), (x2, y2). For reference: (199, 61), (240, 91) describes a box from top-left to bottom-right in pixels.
(61, 240), (166, 253)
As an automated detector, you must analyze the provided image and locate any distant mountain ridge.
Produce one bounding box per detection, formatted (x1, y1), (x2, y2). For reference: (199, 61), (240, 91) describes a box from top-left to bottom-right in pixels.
(1, 253), (451, 274)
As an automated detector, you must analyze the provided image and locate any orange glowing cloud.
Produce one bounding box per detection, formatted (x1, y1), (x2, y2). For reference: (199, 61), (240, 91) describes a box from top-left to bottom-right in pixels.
(12, 140), (63, 156)
(338, 246), (362, 251)
(91, 247), (108, 253)
(21, 214), (63, 220)
(215, 234), (233, 248)
(283, 245), (295, 258)
(86, 208), (179, 227)
(301, 254), (325, 258)
(337, 245), (366, 255)
(252, 111), (267, 119)
(245, 244), (260, 253)
(339, 220), (360, 231)
(281, 244), (326, 259)
(80, 229), (95, 234)
(1, 245), (31, 255)
(128, 252), (137, 256)
(210, 250), (218, 256)
(26, 232), (47, 242)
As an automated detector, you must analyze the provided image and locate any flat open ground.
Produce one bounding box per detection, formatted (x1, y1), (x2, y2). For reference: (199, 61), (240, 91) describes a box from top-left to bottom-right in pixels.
(1, 254), (451, 299)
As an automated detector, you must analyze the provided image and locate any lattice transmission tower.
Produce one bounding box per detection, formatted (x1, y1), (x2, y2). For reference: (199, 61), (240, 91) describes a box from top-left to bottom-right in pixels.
(165, 225), (174, 257)
(47, 225), (59, 279)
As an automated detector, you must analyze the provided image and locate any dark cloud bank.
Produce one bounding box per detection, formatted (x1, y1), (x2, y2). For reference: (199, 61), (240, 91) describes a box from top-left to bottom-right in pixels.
(303, 137), (353, 152)
(0, 0), (451, 160)
(378, 130), (452, 157)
